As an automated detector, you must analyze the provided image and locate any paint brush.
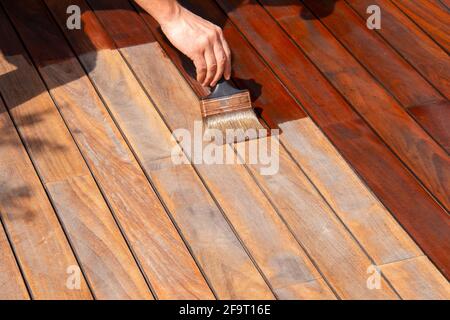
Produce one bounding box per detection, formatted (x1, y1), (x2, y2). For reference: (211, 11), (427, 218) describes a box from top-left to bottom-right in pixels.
(200, 78), (265, 143)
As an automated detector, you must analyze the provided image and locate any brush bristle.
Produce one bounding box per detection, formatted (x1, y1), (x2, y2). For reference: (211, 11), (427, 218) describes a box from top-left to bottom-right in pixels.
(205, 109), (266, 144)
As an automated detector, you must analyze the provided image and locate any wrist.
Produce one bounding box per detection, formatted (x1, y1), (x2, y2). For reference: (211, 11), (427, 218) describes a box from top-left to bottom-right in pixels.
(147, 1), (183, 25)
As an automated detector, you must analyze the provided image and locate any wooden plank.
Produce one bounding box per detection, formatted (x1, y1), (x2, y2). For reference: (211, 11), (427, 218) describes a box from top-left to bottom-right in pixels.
(44, 0), (274, 300)
(0, 102), (29, 300)
(380, 256), (450, 300)
(89, 0), (336, 299)
(270, 0), (450, 210)
(408, 100), (450, 153)
(0, 87), (91, 299)
(0, 219), (29, 300)
(2, 0), (213, 299)
(0, 220), (29, 300)
(346, 0), (450, 100)
(392, 0), (450, 53)
(301, 0), (450, 153)
(0, 4), (155, 300)
(236, 137), (399, 299)
(212, 0), (450, 279)
(146, 0), (437, 298)
(46, 176), (154, 299)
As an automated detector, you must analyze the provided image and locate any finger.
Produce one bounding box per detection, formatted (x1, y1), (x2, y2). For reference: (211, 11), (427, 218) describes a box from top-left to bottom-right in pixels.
(203, 46), (217, 87)
(220, 34), (232, 80)
(193, 55), (207, 84)
(211, 43), (227, 87)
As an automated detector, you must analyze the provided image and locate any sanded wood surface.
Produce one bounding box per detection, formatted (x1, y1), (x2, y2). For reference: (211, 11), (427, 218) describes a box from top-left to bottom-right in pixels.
(0, 9), (92, 299)
(45, 0), (275, 300)
(0, 4), (154, 299)
(380, 256), (450, 300)
(392, 0), (450, 53)
(0, 100), (30, 301)
(2, 0), (212, 299)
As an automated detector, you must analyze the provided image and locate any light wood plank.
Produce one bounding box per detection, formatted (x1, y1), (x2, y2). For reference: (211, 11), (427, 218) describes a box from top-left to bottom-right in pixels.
(380, 256), (450, 300)
(236, 136), (399, 299)
(44, 0), (274, 300)
(0, 5), (155, 299)
(0, 110), (30, 299)
(147, 0), (446, 296)
(2, 0), (212, 299)
(46, 176), (154, 300)
(0, 88), (91, 299)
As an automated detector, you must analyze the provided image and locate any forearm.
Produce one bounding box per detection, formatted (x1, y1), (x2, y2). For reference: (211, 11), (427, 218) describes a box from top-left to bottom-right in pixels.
(134, 0), (182, 24)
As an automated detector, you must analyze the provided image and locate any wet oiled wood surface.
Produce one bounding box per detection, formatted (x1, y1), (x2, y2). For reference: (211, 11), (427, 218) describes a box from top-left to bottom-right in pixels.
(0, 0), (448, 299)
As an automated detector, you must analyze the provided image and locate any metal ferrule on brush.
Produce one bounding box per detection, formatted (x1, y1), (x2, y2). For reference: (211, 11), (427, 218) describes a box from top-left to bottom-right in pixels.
(201, 91), (252, 118)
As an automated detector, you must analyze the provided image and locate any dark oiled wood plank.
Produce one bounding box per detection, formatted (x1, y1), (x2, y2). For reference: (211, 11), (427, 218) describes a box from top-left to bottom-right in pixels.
(408, 100), (450, 153)
(280, 0), (450, 209)
(212, 0), (450, 279)
(0, 4), (156, 300)
(44, 0), (274, 299)
(143, 0), (446, 299)
(0, 71), (91, 299)
(346, 0), (450, 100)
(89, 0), (337, 299)
(300, 0), (450, 153)
(2, 0), (213, 299)
(392, 0), (450, 53)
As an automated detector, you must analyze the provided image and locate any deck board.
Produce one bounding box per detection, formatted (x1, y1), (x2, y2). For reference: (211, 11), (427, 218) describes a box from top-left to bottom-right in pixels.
(392, 0), (450, 53)
(0, 0), (448, 300)
(212, 0), (450, 280)
(44, 0), (275, 300)
(267, 0), (450, 210)
(302, 0), (450, 154)
(0, 50), (92, 299)
(0, 100), (31, 300)
(2, 0), (213, 299)
(0, 3), (154, 299)
(88, 0), (339, 299)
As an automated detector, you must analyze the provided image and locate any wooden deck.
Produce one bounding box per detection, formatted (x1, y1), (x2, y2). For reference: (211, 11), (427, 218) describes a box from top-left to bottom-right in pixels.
(0, 0), (449, 300)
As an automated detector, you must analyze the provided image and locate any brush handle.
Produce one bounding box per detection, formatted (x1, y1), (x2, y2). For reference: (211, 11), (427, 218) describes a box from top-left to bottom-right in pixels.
(207, 78), (246, 99)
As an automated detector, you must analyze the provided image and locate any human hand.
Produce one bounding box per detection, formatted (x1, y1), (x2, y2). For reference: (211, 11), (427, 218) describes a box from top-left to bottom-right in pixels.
(158, 5), (232, 87)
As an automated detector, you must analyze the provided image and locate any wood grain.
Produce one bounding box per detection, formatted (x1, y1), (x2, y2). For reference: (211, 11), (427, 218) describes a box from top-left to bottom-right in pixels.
(0, 101), (30, 300)
(46, 176), (154, 300)
(270, 0), (450, 210)
(148, 0), (436, 298)
(301, 0), (450, 153)
(0, 76), (91, 299)
(236, 136), (399, 299)
(346, 0), (450, 100)
(380, 256), (450, 300)
(0, 4), (157, 299)
(2, 0), (213, 299)
(45, 0), (274, 299)
(392, 0), (450, 53)
(212, 0), (450, 279)
(89, 0), (336, 299)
